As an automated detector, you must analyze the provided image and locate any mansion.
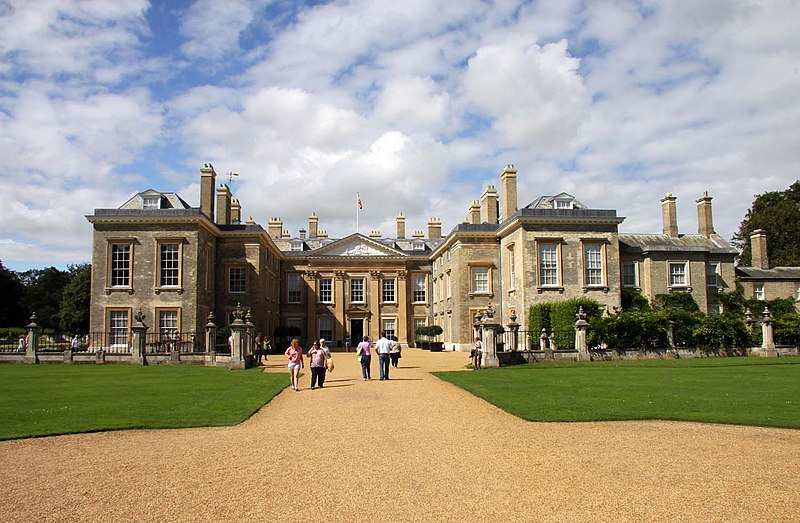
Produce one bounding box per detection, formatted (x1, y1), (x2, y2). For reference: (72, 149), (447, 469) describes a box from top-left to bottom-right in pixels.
(88, 164), (742, 351)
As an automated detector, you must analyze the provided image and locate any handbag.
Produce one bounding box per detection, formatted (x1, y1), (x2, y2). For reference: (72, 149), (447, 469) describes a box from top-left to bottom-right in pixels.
(327, 357), (335, 372)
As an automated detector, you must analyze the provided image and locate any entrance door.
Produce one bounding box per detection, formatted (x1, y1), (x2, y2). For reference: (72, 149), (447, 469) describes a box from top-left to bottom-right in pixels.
(350, 319), (364, 347)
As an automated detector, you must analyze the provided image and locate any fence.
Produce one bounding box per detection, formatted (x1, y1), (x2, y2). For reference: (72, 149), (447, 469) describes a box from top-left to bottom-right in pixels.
(500, 329), (575, 352)
(144, 332), (203, 354)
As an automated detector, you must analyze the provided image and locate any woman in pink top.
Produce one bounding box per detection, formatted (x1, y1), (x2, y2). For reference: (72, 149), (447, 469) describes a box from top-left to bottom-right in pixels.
(285, 338), (304, 391)
(355, 335), (372, 381)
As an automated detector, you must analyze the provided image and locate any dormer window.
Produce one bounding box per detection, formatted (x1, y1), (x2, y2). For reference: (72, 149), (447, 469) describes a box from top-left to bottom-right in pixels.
(412, 241), (425, 251)
(555, 199), (572, 209)
(291, 242), (303, 252)
(142, 196), (160, 209)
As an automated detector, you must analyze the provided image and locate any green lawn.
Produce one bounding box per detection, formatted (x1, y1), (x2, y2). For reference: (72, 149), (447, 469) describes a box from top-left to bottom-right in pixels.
(435, 357), (800, 429)
(0, 365), (287, 440)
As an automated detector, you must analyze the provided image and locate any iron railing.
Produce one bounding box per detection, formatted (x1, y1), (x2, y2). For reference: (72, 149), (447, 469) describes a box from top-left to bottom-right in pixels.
(144, 332), (203, 354)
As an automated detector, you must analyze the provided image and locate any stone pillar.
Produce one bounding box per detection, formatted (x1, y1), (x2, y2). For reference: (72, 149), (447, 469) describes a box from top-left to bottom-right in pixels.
(305, 271), (317, 344)
(335, 271), (346, 346)
(245, 310), (255, 365)
(397, 270), (408, 345)
(541, 329), (552, 359)
(574, 306), (590, 361)
(205, 312), (217, 365)
(666, 320), (676, 350)
(130, 308), (147, 365)
(229, 303), (248, 369)
(369, 271), (381, 340)
(25, 313), (40, 364)
(480, 305), (500, 367)
(760, 307), (777, 357)
(507, 313), (520, 352)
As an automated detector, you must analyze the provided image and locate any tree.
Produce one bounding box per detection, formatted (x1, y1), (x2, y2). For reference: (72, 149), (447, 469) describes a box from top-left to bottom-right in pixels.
(59, 264), (91, 333)
(0, 260), (26, 327)
(732, 181), (800, 266)
(18, 267), (71, 330)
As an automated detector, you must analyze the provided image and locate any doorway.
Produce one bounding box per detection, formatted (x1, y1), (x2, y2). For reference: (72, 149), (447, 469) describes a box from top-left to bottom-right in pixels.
(349, 319), (364, 347)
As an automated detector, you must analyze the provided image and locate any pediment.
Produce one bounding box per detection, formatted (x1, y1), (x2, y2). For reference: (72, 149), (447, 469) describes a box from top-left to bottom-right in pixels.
(311, 233), (407, 257)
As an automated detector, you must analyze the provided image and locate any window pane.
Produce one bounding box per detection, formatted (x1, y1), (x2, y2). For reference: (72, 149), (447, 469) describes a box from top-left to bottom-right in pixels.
(669, 263), (686, 286)
(508, 247), (515, 288)
(229, 267), (246, 293)
(159, 310), (178, 339)
(539, 243), (558, 286)
(142, 196), (160, 209)
(622, 263), (636, 287)
(382, 278), (395, 302)
(288, 274), (301, 303)
(350, 278), (364, 302)
(319, 316), (333, 340)
(472, 268), (488, 293)
(585, 243), (603, 286)
(706, 263), (720, 287)
(413, 274), (426, 302)
(111, 244), (130, 287)
(754, 284), (764, 300)
(160, 243), (179, 286)
(382, 318), (396, 339)
(319, 278), (332, 303)
(109, 311), (129, 348)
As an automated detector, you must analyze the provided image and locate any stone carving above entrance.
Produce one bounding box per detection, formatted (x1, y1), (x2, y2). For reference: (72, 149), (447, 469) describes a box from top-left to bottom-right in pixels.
(315, 234), (406, 257)
(342, 243), (385, 256)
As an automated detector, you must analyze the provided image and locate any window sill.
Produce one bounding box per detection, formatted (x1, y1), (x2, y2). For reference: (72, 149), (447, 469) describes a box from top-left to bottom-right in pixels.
(668, 286), (692, 293)
(105, 287), (134, 295)
(582, 286), (609, 294)
(468, 292), (494, 298)
(155, 287), (184, 295)
(537, 286), (564, 294)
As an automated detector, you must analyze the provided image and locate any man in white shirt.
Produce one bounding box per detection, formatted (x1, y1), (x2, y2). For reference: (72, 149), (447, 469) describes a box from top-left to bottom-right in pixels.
(375, 332), (392, 380)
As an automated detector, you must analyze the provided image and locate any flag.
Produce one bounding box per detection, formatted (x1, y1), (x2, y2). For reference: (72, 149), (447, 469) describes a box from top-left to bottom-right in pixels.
(357, 193), (362, 209)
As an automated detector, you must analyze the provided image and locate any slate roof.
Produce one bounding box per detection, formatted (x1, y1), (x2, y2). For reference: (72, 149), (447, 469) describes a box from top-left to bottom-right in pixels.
(619, 233), (738, 254)
(735, 267), (800, 280)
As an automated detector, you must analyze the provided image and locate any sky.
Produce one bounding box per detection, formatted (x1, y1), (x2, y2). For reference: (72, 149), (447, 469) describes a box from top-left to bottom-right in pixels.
(1, 0), (799, 271)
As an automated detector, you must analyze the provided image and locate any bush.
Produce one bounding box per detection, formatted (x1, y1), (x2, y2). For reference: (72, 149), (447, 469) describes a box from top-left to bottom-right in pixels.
(654, 292), (700, 312)
(597, 311), (668, 350)
(694, 315), (751, 350)
(527, 303), (550, 340)
(775, 315), (800, 346)
(622, 291), (651, 311)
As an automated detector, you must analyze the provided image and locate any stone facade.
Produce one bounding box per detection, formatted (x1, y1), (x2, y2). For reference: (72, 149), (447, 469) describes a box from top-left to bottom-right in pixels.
(87, 163), (743, 352)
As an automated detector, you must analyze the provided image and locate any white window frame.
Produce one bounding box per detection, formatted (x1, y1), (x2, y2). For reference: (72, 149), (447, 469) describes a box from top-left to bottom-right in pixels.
(446, 271), (451, 299)
(412, 273), (427, 303)
(471, 267), (489, 294)
(157, 309), (179, 339)
(318, 316), (333, 340)
(412, 241), (425, 251)
(108, 309), (130, 349)
(507, 245), (515, 290)
(319, 278), (333, 303)
(142, 195), (160, 209)
(754, 283), (765, 300)
(158, 242), (181, 287)
(555, 199), (572, 209)
(668, 261), (689, 288)
(287, 273), (302, 304)
(228, 267), (246, 294)
(538, 242), (560, 287)
(350, 278), (365, 303)
(584, 242), (605, 287)
(382, 317), (396, 339)
(382, 278), (395, 303)
(109, 242), (132, 288)
(622, 262), (638, 288)
(706, 262), (721, 288)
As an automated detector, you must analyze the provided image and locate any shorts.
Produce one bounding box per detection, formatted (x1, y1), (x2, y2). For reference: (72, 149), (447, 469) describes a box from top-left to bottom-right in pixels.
(288, 362), (301, 370)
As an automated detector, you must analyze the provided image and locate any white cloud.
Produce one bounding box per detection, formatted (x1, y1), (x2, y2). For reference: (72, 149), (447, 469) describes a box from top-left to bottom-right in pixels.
(463, 37), (589, 150)
(179, 0), (267, 61)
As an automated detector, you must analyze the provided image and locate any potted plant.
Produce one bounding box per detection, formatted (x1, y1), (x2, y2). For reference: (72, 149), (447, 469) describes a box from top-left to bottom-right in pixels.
(427, 325), (444, 351)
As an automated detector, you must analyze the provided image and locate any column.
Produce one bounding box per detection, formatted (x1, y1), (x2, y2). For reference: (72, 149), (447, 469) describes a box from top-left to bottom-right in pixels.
(369, 270), (381, 340)
(305, 271), (317, 343)
(760, 307), (777, 357)
(480, 305), (500, 367)
(229, 303), (247, 369)
(25, 313), (40, 364)
(335, 271), (346, 345)
(574, 306), (590, 362)
(205, 311), (217, 366)
(397, 270), (408, 344)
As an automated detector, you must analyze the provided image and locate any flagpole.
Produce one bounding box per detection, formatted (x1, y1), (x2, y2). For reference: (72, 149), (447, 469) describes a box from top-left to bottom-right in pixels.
(356, 192), (359, 233)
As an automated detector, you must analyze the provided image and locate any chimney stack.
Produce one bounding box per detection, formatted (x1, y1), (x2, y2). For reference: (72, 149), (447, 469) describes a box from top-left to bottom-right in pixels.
(230, 198), (241, 224)
(500, 164), (518, 221)
(200, 163), (216, 221)
(299, 228), (306, 240)
(696, 191), (714, 238)
(412, 230), (424, 239)
(216, 184), (232, 225)
(281, 229), (290, 239)
(318, 230), (328, 238)
(481, 185), (499, 224)
(469, 200), (481, 224)
(396, 212), (406, 239)
(427, 217), (442, 239)
(660, 193), (679, 237)
(268, 217), (282, 238)
(750, 229), (769, 269)
(369, 230), (382, 239)
(308, 212), (318, 238)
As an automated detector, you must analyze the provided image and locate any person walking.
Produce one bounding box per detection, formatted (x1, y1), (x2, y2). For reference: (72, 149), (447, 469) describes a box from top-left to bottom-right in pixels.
(308, 341), (327, 389)
(375, 332), (392, 380)
(284, 338), (304, 391)
(389, 336), (401, 369)
(254, 334), (263, 364)
(356, 336), (372, 381)
(17, 336), (26, 352)
(471, 337), (483, 370)
(263, 338), (271, 360)
(70, 335), (79, 351)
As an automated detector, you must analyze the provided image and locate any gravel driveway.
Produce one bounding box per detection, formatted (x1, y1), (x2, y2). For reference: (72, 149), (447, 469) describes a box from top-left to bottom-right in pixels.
(1, 349), (798, 522)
